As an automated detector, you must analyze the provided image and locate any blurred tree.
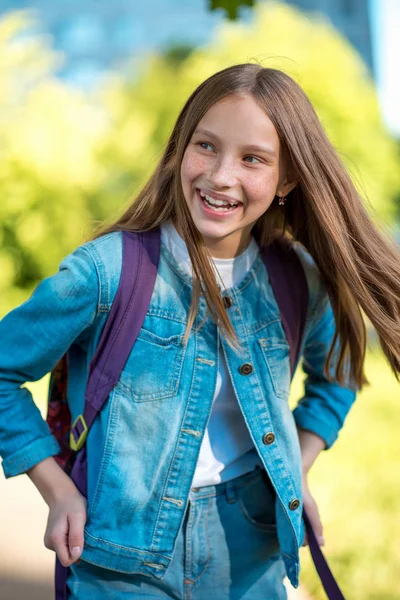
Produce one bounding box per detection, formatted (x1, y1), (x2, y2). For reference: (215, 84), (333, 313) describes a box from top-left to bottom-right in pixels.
(97, 2), (400, 231)
(0, 12), (108, 311)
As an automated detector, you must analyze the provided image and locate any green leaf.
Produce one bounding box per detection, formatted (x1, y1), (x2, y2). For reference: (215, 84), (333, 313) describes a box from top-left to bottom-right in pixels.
(208, 0), (255, 20)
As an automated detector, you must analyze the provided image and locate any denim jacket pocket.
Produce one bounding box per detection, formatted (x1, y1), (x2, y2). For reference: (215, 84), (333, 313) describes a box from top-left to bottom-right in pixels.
(258, 337), (291, 400)
(118, 326), (186, 402)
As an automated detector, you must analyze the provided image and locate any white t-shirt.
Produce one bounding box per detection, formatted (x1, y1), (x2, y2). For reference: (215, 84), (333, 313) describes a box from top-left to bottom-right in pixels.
(161, 220), (262, 487)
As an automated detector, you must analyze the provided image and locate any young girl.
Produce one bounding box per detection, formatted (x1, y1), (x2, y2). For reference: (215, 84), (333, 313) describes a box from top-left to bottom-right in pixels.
(1, 63), (400, 600)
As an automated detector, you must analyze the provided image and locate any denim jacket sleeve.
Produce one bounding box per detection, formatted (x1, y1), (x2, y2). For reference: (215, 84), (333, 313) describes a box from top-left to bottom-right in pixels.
(292, 249), (357, 449)
(0, 245), (99, 478)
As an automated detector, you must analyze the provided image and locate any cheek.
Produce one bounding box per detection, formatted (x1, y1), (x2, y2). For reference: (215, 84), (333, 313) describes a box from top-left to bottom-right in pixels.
(247, 172), (279, 205)
(181, 150), (208, 184)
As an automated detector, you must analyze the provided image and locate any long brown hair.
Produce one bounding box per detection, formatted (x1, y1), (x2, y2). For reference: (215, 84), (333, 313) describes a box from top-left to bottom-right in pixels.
(95, 63), (400, 390)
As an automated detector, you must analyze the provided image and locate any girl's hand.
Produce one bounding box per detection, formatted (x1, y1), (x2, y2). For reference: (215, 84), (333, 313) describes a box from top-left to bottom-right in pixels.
(301, 474), (324, 548)
(44, 488), (87, 567)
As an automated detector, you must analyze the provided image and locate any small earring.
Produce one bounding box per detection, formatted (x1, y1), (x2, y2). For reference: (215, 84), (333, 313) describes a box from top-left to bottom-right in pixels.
(278, 195), (286, 206)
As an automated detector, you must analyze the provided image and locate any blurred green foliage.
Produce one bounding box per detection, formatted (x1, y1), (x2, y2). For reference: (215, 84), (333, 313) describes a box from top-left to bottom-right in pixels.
(290, 351), (400, 599)
(1, 4), (400, 597)
(0, 12), (107, 310)
(1, 4), (399, 314)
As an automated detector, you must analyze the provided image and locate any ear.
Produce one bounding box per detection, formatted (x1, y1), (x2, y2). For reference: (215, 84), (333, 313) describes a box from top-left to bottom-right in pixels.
(276, 176), (297, 199)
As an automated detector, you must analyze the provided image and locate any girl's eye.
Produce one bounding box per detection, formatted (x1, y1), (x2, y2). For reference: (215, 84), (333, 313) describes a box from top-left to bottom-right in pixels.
(243, 155), (261, 164)
(198, 142), (214, 151)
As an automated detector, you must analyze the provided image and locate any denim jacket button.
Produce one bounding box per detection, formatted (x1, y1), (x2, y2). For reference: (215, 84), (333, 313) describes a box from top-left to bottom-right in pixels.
(239, 363), (253, 375)
(289, 499), (300, 511)
(263, 432), (275, 445)
(223, 296), (233, 309)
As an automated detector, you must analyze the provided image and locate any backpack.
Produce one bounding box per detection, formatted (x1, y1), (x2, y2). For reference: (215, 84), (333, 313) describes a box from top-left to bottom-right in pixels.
(46, 228), (345, 600)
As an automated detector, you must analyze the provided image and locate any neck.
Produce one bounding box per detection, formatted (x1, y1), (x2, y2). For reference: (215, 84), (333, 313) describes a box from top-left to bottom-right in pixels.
(172, 219), (252, 259)
(201, 233), (252, 259)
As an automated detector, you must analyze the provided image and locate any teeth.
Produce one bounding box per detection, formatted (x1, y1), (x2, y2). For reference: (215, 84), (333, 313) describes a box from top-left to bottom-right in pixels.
(205, 194), (226, 206)
(199, 190), (239, 208)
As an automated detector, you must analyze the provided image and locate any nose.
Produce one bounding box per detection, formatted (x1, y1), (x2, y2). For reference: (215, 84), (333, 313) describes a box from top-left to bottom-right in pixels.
(208, 155), (238, 189)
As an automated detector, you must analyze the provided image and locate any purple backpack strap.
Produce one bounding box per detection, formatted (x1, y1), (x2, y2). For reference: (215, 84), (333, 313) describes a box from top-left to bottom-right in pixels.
(55, 228), (161, 600)
(262, 239), (346, 600)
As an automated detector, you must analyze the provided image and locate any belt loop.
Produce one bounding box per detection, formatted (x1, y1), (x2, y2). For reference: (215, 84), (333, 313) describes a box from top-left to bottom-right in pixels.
(225, 480), (236, 504)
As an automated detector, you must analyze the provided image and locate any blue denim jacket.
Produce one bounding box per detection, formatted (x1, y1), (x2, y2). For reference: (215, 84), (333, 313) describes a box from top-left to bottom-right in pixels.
(0, 232), (356, 587)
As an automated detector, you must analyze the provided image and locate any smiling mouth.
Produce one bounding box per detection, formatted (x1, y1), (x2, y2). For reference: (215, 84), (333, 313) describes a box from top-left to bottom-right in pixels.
(197, 189), (242, 212)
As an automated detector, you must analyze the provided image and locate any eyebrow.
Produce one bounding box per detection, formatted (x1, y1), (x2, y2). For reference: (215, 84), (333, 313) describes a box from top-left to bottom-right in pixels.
(193, 128), (277, 158)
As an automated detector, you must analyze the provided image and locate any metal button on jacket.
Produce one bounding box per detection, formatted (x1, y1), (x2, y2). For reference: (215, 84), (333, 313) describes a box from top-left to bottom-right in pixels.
(289, 499), (300, 511)
(223, 296), (233, 309)
(239, 363), (253, 375)
(263, 432), (275, 445)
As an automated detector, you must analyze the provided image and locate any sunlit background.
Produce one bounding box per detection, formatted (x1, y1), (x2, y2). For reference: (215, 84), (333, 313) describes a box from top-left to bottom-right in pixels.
(0, 1), (399, 599)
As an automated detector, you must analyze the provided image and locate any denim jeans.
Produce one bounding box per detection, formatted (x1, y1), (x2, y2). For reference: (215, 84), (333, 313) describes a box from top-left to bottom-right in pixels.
(67, 467), (287, 599)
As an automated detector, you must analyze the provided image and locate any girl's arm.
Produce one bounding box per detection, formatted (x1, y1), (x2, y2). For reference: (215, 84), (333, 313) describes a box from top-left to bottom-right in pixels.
(0, 244), (99, 478)
(0, 243), (102, 564)
(293, 275), (357, 546)
(27, 457), (86, 566)
(297, 427), (326, 474)
(293, 284), (357, 450)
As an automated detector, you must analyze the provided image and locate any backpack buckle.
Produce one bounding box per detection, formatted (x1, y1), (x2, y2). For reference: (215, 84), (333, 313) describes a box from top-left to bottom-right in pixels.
(69, 414), (88, 451)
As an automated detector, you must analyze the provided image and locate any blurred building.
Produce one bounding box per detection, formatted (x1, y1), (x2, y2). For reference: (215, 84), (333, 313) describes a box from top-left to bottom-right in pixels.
(0, 0), (373, 85)
(0, 0), (398, 135)
(285, 0), (373, 70)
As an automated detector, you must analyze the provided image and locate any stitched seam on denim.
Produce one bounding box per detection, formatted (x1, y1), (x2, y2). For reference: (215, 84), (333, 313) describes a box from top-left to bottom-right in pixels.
(138, 329), (184, 346)
(117, 373), (176, 399)
(150, 329), (198, 551)
(84, 242), (108, 309)
(185, 501), (194, 580)
(79, 556), (165, 575)
(86, 231), (123, 296)
(246, 316), (282, 336)
(238, 492), (277, 532)
(98, 304), (110, 313)
(220, 337), (298, 504)
(142, 562), (165, 570)
(258, 339), (290, 400)
(191, 496), (211, 584)
(117, 338), (185, 400)
(184, 581), (193, 600)
(117, 326), (186, 402)
(189, 491), (223, 501)
(116, 385), (177, 401)
(234, 255), (263, 293)
(76, 245), (102, 326)
(163, 496), (184, 507)
(181, 428), (201, 437)
(84, 530), (171, 559)
(146, 307), (188, 325)
(161, 245), (192, 285)
(280, 499), (301, 556)
(190, 470), (266, 501)
(195, 357), (215, 366)
(230, 287), (250, 351)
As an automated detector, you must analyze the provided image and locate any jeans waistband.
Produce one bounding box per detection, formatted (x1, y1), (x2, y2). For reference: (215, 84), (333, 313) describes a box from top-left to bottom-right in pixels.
(189, 465), (269, 503)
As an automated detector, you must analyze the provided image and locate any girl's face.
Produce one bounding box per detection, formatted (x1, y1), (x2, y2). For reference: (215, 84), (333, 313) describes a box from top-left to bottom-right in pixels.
(180, 93), (295, 258)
